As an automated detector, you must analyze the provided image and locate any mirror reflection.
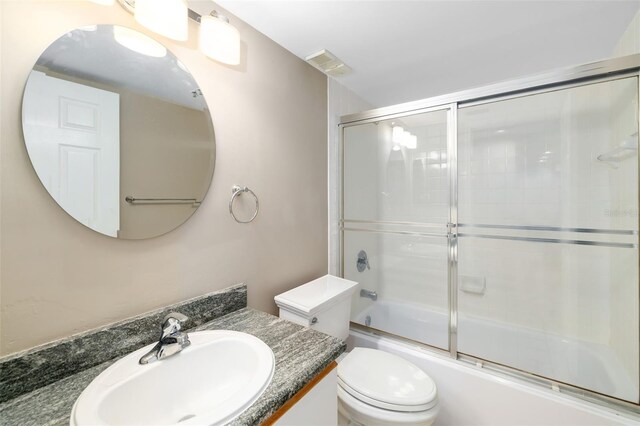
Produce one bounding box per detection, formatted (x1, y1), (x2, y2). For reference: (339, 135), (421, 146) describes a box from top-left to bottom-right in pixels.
(22, 25), (215, 239)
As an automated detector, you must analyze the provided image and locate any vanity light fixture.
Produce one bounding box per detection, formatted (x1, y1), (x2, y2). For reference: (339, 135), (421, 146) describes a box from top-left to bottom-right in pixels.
(401, 130), (412, 147)
(88, 0), (115, 5)
(113, 0), (241, 64)
(407, 134), (417, 150)
(392, 126), (404, 145)
(200, 11), (241, 65)
(134, 0), (188, 41)
(392, 125), (417, 149)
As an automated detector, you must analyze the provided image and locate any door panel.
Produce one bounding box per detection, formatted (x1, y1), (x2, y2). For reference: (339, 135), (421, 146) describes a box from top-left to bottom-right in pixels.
(23, 71), (120, 236)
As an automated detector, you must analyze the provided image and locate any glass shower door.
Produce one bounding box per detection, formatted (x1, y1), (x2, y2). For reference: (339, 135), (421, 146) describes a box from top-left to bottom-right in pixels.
(342, 107), (453, 350)
(457, 77), (639, 403)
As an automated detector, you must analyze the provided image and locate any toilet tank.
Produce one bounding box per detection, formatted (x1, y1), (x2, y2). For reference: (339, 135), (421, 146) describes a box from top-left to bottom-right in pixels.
(275, 275), (359, 340)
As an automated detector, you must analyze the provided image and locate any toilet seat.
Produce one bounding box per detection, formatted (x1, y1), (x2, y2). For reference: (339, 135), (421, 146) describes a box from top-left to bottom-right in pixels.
(338, 347), (438, 411)
(338, 377), (437, 412)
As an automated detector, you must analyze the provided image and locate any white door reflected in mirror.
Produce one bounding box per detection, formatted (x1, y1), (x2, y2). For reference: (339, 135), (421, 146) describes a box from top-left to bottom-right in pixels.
(23, 71), (120, 237)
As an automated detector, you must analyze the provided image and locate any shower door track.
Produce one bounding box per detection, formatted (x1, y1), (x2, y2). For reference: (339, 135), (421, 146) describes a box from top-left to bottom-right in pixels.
(338, 54), (640, 415)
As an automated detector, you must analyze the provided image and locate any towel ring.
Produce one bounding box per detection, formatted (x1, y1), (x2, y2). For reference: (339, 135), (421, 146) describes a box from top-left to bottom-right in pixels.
(229, 185), (259, 224)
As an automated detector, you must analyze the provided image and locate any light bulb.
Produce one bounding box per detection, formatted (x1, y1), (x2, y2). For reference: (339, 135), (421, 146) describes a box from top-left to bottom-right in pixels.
(200, 12), (240, 65)
(134, 0), (188, 41)
(407, 134), (417, 149)
(401, 130), (412, 147)
(392, 126), (404, 145)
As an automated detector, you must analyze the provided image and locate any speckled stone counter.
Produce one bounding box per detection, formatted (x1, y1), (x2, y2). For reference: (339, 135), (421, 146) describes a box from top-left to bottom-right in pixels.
(0, 307), (345, 426)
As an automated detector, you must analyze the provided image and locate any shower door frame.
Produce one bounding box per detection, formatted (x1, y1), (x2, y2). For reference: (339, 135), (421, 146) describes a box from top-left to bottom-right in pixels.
(338, 54), (640, 414)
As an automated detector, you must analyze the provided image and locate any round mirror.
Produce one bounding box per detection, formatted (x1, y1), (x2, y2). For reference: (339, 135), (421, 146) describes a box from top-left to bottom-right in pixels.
(22, 25), (215, 239)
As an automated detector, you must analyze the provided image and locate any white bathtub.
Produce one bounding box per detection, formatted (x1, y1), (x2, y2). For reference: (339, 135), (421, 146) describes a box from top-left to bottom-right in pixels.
(351, 300), (640, 425)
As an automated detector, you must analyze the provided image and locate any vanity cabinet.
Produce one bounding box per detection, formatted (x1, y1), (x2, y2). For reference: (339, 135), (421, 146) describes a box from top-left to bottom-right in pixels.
(266, 362), (338, 426)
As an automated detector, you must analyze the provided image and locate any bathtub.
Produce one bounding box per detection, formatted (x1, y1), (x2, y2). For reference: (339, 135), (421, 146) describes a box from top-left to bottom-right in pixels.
(351, 300), (640, 425)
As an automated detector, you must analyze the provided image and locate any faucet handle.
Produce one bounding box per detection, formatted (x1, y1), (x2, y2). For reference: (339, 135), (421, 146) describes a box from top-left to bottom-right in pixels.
(163, 311), (188, 324)
(160, 312), (189, 340)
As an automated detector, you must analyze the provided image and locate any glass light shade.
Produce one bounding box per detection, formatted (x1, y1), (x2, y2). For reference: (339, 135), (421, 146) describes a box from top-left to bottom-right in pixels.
(200, 15), (240, 65)
(134, 0), (188, 41)
(407, 134), (417, 149)
(401, 130), (412, 147)
(88, 0), (114, 5)
(114, 26), (167, 58)
(392, 126), (404, 145)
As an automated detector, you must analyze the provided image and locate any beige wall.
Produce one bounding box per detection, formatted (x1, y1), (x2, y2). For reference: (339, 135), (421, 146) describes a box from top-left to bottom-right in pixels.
(118, 90), (214, 239)
(0, 0), (328, 355)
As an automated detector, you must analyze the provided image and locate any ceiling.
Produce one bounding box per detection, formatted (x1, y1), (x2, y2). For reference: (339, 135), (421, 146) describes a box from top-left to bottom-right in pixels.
(37, 25), (204, 110)
(200, 0), (638, 108)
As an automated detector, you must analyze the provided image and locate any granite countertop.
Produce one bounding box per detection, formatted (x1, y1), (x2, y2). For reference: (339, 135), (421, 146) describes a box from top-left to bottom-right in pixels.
(0, 308), (345, 426)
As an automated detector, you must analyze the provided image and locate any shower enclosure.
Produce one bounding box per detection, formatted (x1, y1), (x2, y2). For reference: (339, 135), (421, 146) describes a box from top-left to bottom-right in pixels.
(339, 55), (640, 410)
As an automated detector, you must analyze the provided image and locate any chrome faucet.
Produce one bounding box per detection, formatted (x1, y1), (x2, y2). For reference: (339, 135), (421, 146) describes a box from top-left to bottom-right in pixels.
(360, 289), (378, 301)
(139, 312), (191, 365)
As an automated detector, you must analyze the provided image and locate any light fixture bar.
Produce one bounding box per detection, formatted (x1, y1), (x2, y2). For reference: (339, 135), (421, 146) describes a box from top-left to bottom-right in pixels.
(116, 0), (240, 64)
(117, 0), (204, 24)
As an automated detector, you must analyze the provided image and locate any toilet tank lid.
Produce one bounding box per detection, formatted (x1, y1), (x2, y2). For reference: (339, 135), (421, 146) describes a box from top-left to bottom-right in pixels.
(274, 275), (359, 316)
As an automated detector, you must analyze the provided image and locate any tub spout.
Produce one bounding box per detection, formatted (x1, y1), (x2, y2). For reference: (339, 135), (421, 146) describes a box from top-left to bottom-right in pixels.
(360, 289), (377, 301)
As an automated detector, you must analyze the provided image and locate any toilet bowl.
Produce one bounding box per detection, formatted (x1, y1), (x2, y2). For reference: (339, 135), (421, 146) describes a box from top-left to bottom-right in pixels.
(275, 275), (439, 426)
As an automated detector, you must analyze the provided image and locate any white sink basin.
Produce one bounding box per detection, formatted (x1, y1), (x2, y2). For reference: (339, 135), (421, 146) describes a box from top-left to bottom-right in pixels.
(71, 330), (274, 426)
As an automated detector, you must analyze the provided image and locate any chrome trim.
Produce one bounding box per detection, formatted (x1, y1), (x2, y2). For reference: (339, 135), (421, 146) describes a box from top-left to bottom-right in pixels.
(349, 321), (452, 356)
(139, 312), (191, 365)
(458, 223), (638, 236)
(356, 250), (370, 272)
(118, 0), (205, 23)
(359, 289), (377, 301)
(341, 103), (456, 128)
(636, 75), (640, 402)
(342, 219), (445, 228)
(229, 185), (259, 224)
(340, 55), (640, 125)
(458, 74), (637, 108)
(342, 227), (446, 239)
(340, 124), (345, 278)
(458, 233), (637, 249)
(447, 104), (458, 359)
(125, 196), (200, 206)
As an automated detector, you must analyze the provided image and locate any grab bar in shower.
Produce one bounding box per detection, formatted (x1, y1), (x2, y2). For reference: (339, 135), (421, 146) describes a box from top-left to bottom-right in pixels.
(125, 196), (201, 206)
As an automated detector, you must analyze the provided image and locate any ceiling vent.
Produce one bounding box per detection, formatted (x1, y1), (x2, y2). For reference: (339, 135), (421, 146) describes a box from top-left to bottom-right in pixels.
(305, 49), (351, 77)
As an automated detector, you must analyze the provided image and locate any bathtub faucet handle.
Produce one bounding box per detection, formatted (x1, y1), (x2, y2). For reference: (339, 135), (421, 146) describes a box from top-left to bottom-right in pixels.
(357, 250), (370, 272)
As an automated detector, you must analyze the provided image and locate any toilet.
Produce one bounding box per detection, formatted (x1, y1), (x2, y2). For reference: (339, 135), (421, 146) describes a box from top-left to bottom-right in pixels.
(275, 275), (439, 426)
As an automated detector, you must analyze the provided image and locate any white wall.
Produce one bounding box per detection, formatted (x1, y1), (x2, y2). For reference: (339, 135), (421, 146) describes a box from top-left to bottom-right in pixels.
(0, 0), (328, 355)
(613, 8), (639, 58)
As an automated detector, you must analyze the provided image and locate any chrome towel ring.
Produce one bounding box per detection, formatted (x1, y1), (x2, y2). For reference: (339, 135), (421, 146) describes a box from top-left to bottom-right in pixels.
(229, 185), (259, 224)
